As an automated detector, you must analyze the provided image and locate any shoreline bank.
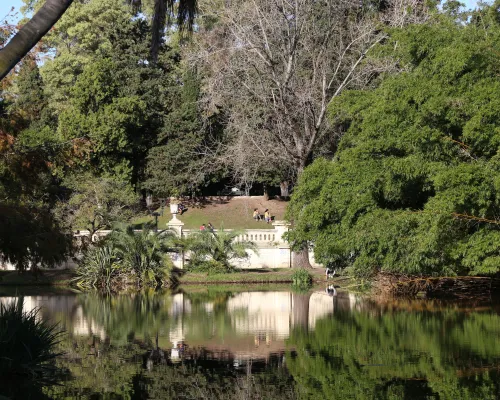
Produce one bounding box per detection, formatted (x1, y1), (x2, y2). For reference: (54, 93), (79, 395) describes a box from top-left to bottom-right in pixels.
(2, 269), (498, 301)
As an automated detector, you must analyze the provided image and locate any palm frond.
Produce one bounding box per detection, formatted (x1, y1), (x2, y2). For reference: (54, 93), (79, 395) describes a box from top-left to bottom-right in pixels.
(150, 0), (198, 62)
(0, 299), (63, 380)
(182, 229), (257, 271)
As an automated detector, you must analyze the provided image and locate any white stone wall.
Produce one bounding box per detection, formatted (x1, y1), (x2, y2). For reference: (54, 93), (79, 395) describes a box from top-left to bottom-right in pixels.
(1, 221), (323, 270)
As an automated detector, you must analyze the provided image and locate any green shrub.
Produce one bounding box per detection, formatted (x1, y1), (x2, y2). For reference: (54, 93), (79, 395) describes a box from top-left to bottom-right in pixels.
(74, 225), (175, 290)
(109, 225), (175, 287)
(187, 260), (233, 274)
(74, 244), (123, 290)
(292, 269), (313, 288)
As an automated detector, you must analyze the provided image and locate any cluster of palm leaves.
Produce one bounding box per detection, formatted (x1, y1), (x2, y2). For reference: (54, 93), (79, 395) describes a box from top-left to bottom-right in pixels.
(75, 225), (176, 290)
(0, 298), (62, 385)
(184, 229), (257, 273)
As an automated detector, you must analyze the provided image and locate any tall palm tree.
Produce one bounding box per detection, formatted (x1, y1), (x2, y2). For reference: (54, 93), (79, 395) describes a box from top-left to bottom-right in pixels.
(110, 225), (177, 287)
(0, 0), (198, 80)
(149, 0), (197, 63)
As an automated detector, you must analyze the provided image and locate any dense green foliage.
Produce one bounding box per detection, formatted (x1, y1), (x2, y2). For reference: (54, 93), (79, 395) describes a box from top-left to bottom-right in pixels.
(43, 0), (179, 182)
(291, 268), (313, 289)
(57, 172), (138, 236)
(74, 226), (175, 289)
(0, 60), (72, 271)
(144, 69), (208, 197)
(288, 6), (500, 277)
(0, 0), (210, 271)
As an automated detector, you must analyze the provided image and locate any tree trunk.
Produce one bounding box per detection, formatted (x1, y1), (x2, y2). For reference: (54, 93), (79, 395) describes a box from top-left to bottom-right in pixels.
(280, 181), (289, 198)
(292, 292), (311, 331)
(0, 0), (74, 81)
(292, 242), (312, 269)
(263, 184), (269, 201)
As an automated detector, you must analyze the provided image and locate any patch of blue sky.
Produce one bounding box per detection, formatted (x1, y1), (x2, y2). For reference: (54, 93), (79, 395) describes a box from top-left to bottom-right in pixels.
(0, 0), (25, 22)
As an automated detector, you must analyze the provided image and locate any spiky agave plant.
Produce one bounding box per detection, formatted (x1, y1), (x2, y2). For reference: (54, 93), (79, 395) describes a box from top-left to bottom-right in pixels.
(0, 298), (62, 380)
(186, 229), (257, 272)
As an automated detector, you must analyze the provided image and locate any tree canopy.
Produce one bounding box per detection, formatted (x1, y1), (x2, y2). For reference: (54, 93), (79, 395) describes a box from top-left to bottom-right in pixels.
(287, 5), (500, 277)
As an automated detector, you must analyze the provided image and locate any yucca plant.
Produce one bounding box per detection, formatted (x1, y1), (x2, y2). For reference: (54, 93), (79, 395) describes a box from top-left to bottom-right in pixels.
(74, 244), (122, 290)
(0, 298), (62, 380)
(185, 229), (257, 272)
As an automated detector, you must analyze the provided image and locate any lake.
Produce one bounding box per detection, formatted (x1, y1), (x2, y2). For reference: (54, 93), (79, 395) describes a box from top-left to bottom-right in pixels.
(1, 288), (500, 399)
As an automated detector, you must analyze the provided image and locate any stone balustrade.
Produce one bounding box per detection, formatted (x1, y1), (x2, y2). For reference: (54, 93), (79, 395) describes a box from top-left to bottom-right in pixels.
(182, 229), (281, 247)
(1, 219), (322, 271)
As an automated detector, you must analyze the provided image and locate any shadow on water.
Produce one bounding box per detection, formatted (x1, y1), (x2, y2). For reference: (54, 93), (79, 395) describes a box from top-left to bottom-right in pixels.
(1, 288), (500, 399)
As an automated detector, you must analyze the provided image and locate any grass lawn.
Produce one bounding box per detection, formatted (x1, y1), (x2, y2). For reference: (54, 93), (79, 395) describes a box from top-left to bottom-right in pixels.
(133, 196), (289, 230)
(177, 268), (327, 284)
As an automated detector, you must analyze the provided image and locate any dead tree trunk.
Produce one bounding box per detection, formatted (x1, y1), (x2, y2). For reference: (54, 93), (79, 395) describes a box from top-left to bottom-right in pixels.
(280, 181), (289, 198)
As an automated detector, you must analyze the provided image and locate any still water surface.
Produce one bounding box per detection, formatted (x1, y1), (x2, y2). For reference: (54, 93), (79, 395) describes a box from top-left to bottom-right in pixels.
(2, 288), (500, 399)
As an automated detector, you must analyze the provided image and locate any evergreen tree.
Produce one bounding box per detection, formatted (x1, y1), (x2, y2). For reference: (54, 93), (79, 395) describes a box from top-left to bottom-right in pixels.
(287, 5), (500, 277)
(144, 68), (207, 197)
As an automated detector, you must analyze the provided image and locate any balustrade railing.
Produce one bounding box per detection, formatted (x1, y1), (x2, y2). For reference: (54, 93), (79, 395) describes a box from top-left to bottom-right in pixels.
(182, 229), (279, 244)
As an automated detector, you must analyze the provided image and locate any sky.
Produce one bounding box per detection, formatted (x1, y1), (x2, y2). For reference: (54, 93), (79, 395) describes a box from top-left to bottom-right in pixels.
(1, 0), (25, 20)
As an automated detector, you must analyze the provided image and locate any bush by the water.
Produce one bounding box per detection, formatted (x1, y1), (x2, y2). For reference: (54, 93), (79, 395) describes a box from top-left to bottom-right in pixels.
(75, 225), (175, 290)
(292, 269), (313, 288)
(0, 298), (62, 381)
(187, 259), (233, 274)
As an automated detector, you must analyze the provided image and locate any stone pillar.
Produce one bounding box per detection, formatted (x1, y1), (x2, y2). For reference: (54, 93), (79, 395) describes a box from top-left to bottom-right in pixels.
(272, 220), (292, 268)
(167, 215), (185, 269)
(272, 220), (290, 243)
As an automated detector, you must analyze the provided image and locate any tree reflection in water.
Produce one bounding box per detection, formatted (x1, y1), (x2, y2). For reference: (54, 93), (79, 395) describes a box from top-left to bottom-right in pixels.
(2, 290), (499, 399)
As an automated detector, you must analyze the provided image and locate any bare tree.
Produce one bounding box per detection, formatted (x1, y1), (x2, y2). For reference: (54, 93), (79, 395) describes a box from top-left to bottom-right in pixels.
(194, 0), (429, 183)
(191, 0), (429, 266)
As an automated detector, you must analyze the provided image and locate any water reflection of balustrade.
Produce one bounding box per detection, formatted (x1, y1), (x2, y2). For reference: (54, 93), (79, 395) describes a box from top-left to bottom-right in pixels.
(72, 306), (106, 340)
(0, 291), (362, 357)
(0, 295), (106, 339)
